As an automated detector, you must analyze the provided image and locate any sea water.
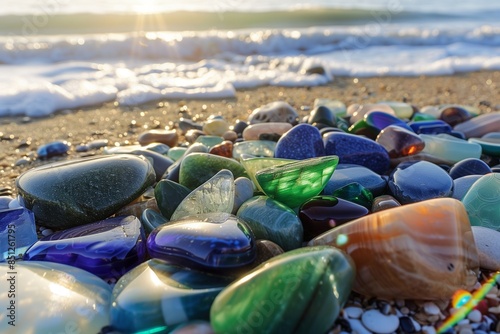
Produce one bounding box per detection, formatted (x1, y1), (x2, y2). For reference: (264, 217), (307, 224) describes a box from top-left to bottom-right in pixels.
(0, 0), (499, 116)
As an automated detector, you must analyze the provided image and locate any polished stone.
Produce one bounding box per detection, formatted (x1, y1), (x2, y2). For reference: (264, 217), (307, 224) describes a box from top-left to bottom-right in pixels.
(332, 182), (374, 210)
(16, 155), (156, 228)
(439, 106), (472, 127)
(203, 118), (230, 137)
(0, 207), (37, 261)
(448, 158), (492, 179)
(313, 99), (347, 117)
(209, 140), (233, 158)
(141, 208), (169, 235)
(324, 132), (390, 174)
(138, 129), (178, 147)
(232, 140), (276, 160)
(299, 196), (369, 241)
(37, 140), (71, 158)
(129, 148), (174, 181)
(147, 213), (255, 270)
(0, 261), (111, 333)
(210, 246), (355, 334)
(310, 198), (479, 299)
(364, 111), (412, 132)
(155, 179), (191, 219)
(420, 134), (482, 163)
(195, 135), (224, 148)
(274, 123), (325, 160)
(323, 164), (387, 197)
(233, 177), (254, 214)
(248, 101), (298, 124)
(452, 175), (482, 200)
(255, 156), (339, 208)
(389, 161), (453, 204)
(371, 195), (401, 212)
(468, 137), (500, 156)
(242, 122), (292, 141)
(237, 196), (303, 251)
(308, 105), (337, 127)
(24, 216), (147, 280)
(454, 112), (500, 138)
(171, 170), (234, 220)
(462, 173), (500, 231)
(239, 155), (293, 192)
(471, 226), (500, 271)
(179, 152), (247, 190)
(376, 125), (425, 158)
(110, 260), (232, 333)
(348, 104), (396, 125)
(409, 120), (452, 134)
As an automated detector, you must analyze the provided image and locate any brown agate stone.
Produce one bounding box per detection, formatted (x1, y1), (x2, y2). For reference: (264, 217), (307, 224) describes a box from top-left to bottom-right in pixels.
(309, 198), (479, 300)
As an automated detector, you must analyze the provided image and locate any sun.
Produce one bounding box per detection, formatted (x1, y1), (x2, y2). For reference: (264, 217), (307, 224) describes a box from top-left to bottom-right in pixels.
(132, 0), (160, 14)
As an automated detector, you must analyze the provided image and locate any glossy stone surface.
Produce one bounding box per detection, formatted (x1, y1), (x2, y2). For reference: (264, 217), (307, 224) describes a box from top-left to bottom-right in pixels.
(232, 140), (276, 160)
(371, 195), (401, 212)
(468, 137), (500, 156)
(448, 158), (492, 179)
(439, 106), (471, 127)
(195, 135), (224, 148)
(141, 208), (168, 235)
(376, 125), (425, 158)
(155, 179), (191, 220)
(454, 112), (500, 138)
(171, 170), (234, 220)
(242, 122), (292, 141)
(255, 156), (339, 208)
(147, 213), (255, 270)
(239, 156), (293, 192)
(348, 104), (396, 124)
(0, 207), (37, 261)
(0, 261), (111, 333)
(129, 148), (174, 181)
(37, 140), (70, 158)
(274, 123), (325, 160)
(324, 132), (390, 174)
(110, 259), (232, 333)
(299, 196), (369, 241)
(313, 99), (347, 117)
(203, 118), (230, 136)
(138, 129), (178, 147)
(308, 105), (337, 127)
(409, 120), (452, 134)
(209, 140), (233, 158)
(232, 177), (254, 214)
(24, 216), (147, 280)
(248, 101), (298, 124)
(179, 152), (247, 190)
(452, 175), (482, 200)
(210, 246), (355, 334)
(310, 198), (479, 299)
(364, 111), (412, 132)
(16, 155), (156, 228)
(462, 173), (500, 231)
(420, 134), (482, 163)
(332, 182), (374, 210)
(323, 164), (387, 197)
(389, 161), (454, 204)
(237, 196), (303, 251)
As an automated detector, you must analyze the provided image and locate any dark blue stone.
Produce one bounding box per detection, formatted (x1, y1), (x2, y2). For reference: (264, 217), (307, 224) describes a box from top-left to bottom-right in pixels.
(323, 164), (387, 197)
(389, 161), (454, 204)
(275, 123), (325, 160)
(0, 207), (37, 261)
(0, 196), (12, 210)
(24, 216), (147, 280)
(37, 140), (70, 158)
(147, 213), (255, 271)
(408, 120), (452, 134)
(452, 175), (482, 200)
(448, 158), (492, 179)
(299, 196), (369, 241)
(308, 106), (336, 127)
(364, 111), (413, 132)
(323, 132), (390, 174)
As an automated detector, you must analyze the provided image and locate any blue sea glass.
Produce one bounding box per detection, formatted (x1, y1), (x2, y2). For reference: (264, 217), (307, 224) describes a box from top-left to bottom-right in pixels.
(37, 140), (70, 158)
(275, 123), (325, 159)
(448, 158), (492, 179)
(364, 111), (413, 132)
(0, 207), (37, 261)
(408, 120), (452, 134)
(24, 216), (146, 280)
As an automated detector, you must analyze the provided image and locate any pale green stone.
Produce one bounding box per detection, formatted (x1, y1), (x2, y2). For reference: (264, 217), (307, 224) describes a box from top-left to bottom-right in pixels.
(240, 156), (293, 192)
(171, 169), (235, 220)
(168, 147), (187, 161)
(380, 101), (414, 119)
(195, 135), (223, 148)
(233, 140), (276, 160)
(462, 173), (500, 231)
(313, 99), (347, 117)
(420, 134), (482, 164)
(255, 156), (339, 208)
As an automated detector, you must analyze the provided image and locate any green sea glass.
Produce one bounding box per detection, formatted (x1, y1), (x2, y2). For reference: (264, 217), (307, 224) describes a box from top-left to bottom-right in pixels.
(210, 246), (355, 334)
(140, 208), (169, 235)
(468, 137), (500, 156)
(195, 135), (224, 148)
(155, 179), (191, 219)
(380, 101), (414, 119)
(233, 140), (276, 160)
(240, 156), (294, 192)
(462, 173), (500, 231)
(168, 147), (187, 161)
(420, 133), (482, 164)
(237, 196), (303, 251)
(255, 156), (339, 208)
(333, 182), (374, 210)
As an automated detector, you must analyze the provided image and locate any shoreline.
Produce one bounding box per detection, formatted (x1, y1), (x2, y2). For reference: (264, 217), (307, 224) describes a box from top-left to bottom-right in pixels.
(1, 70), (499, 191)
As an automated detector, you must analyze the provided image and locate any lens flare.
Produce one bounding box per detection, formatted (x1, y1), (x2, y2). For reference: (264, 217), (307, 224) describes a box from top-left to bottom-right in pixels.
(451, 290), (472, 308)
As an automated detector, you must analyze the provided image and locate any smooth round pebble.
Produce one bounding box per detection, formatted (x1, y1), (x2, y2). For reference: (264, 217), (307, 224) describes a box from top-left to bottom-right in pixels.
(344, 306), (364, 319)
(423, 301), (440, 315)
(40, 228), (54, 237)
(361, 309), (399, 334)
(467, 309), (482, 323)
(471, 226), (500, 270)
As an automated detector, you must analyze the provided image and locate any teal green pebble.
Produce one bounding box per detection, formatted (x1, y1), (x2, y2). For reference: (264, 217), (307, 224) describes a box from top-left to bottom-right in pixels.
(16, 155), (155, 229)
(237, 196), (303, 251)
(110, 259), (233, 333)
(195, 135), (224, 148)
(210, 246), (355, 334)
(179, 153), (247, 189)
(462, 173), (500, 231)
(333, 182), (374, 209)
(255, 156), (339, 208)
(154, 179), (191, 219)
(140, 208), (168, 235)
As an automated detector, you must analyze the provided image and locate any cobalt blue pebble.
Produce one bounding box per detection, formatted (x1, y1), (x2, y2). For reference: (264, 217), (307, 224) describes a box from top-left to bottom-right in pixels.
(408, 120), (452, 134)
(323, 164), (387, 197)
(448, 158), (492, 180)
(37, 140), (70, 158)
(274, 123), (325, 160)
(323, 132), (390, 174)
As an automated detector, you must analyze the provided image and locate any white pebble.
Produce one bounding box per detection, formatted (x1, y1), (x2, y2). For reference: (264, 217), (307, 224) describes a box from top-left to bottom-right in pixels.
(467, 310), (482, 323)
(361, 309), (399, 334)
(347, 319), (372, 334)
(41, 229), (53, 237)
(422, 325), (437, 334)
(344, 306), (364, 319)
(423, 301), (440, 315)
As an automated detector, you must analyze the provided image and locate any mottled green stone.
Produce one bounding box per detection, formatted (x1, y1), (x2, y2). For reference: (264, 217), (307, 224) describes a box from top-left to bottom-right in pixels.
(333, 182), (374, 210)
(16, 155), (156, 229)
(141, 208), (169, 235)
(179, 153), (247, 190)
(110, 260), (233, 333)
(240, 156), (294, 192)
(462, 173), (500, 231)
(210, 246), (355, 334)
(171, 170), (234, 220)
(155, 179), (191, 219)
(237, 196), (303, 251)
(255, 156), (339, 208)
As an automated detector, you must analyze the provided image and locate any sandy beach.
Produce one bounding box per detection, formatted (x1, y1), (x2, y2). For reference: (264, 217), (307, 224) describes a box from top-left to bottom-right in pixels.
(1, 71), (499, 192)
